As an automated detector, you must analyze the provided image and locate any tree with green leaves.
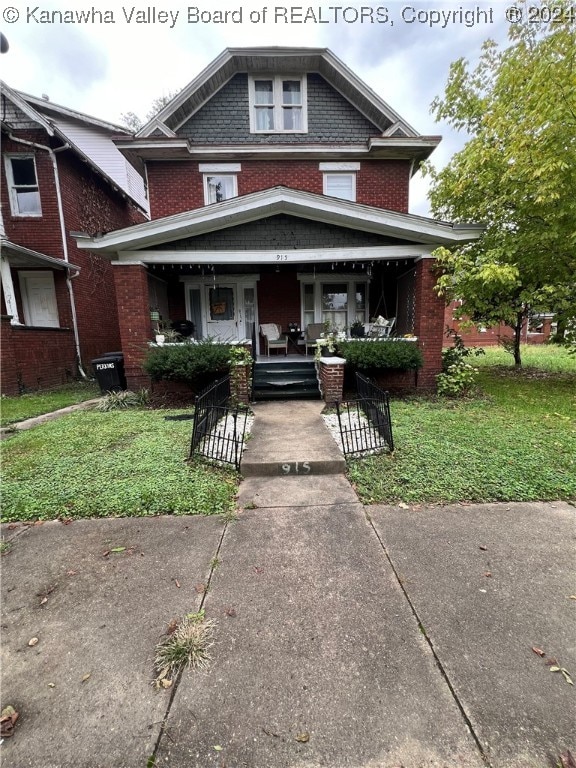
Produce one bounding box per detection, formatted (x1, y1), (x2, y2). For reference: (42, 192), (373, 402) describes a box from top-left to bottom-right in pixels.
(120, 92), (177, 133)
(424, 2), (576, 365)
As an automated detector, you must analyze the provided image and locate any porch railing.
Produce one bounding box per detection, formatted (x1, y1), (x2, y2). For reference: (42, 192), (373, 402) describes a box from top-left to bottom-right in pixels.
(335, 372), (394, 458)
(189, 375), (249, 470)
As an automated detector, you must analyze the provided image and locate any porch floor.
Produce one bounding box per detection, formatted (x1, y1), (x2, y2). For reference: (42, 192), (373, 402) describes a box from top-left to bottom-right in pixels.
(255, 353), (313, 363)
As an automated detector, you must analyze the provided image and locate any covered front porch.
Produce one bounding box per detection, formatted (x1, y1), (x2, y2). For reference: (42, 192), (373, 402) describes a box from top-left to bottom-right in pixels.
(75, 187), (482, 391)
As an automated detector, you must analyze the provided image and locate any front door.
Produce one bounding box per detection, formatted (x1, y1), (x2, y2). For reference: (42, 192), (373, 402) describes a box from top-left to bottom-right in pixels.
(206, 284), (237, 341)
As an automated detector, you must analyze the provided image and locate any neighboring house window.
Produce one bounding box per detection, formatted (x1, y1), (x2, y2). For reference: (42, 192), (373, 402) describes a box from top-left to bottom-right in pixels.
(320, 163), (359, 202)
(200, 164), (240, 204)
(18, 271), (59, 327)
(5, 155), (42, 216)
(249, 76), (307, 133)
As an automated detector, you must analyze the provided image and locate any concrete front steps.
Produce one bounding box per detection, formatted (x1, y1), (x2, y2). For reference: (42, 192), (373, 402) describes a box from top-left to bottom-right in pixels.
(252, 359), (320, 401)
(240, 400), (346, 477)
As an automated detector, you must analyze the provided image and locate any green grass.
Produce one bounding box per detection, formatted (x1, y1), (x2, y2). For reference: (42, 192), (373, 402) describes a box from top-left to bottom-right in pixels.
(1, 381), (100, 427)
(349, 357), (576, 504)
(474, 343), (575, 373)
(1, 409), (238, 522)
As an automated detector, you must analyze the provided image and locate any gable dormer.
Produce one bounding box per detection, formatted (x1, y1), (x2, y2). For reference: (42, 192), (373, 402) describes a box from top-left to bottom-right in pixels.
(121, 48), (440, 169)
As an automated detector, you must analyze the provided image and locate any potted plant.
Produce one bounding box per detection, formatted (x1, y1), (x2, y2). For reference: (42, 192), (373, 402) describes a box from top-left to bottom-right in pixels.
(349, 320), (365, 338)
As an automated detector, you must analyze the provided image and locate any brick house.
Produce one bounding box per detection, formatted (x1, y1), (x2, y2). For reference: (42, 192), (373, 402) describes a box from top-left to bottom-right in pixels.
(443, 303), (556, 347)
(0, 82), (148, 395)
(75, 48), (481, 394)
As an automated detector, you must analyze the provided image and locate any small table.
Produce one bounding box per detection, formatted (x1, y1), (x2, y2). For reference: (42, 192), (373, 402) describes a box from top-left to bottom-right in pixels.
(285, 330), (303, 354)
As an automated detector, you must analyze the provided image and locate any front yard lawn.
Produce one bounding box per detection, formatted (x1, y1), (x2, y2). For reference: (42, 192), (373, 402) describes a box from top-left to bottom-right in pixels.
(350, 359), (576, 504)
(1, 381), (100, 427)
(1, 409), (238, 522)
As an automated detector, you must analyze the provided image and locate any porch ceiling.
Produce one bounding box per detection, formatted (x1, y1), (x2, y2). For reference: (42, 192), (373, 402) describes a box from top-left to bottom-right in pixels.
(75, 187), (483, 256)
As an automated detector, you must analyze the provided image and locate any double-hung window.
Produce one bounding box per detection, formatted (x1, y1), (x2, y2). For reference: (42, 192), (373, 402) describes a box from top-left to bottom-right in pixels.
(200, 164), (240, 205)
(249, 76), (307, 133)
(5, 155), (42, 216)
(320, 163), (360, 202)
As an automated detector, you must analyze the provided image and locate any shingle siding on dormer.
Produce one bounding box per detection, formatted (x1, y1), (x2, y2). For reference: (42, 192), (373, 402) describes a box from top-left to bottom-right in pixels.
(177, 73), (381, 144)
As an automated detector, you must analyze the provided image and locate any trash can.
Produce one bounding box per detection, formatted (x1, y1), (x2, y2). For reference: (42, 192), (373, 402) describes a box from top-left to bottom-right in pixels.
(91, 353), (127, 393)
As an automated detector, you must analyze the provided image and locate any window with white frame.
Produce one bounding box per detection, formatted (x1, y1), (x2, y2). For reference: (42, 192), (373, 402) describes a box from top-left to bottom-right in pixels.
(320, 163), (359, 202)
(18, 271), (59, 327)
(249, 75), (307, 133)
(200, 163), (240, 205)
(300, 277), (369, 332)
(199, 163), (241, 205)
(5, 155), (42, 216)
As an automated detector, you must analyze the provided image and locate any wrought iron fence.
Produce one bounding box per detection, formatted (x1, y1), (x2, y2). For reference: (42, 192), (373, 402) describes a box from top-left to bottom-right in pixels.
(189, 375), (249, 470)
(335, 373), (394, 458)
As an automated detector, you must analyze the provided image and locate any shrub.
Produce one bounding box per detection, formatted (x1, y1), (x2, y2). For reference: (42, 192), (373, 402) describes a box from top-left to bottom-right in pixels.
(337, 340), (423, 371)
(143, 340), (232, 385)
(437, 331), (484, 397)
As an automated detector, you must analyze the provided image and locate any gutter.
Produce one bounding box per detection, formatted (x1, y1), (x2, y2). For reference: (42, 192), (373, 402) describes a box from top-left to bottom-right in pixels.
(7, 132), (88, 378)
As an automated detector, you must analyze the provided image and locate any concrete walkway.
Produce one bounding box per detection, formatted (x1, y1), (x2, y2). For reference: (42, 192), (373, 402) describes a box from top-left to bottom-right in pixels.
(1, 401), (575, 767)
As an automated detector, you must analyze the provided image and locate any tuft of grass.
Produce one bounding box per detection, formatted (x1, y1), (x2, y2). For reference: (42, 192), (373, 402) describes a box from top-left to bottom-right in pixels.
(95, 389), (149, 411)
(1, 409), (238, 522)
(0, 541), (12, 555)
(153, 611), (215, 687)
(0, 381), (100, 426)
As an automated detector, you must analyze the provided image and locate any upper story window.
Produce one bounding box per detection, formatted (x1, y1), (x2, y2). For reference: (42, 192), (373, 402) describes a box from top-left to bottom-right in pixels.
(200, 163), (240, 205)
(249, 75), (307, 133)
(5, 155), (42, 216)
(320, 163), (360, 202)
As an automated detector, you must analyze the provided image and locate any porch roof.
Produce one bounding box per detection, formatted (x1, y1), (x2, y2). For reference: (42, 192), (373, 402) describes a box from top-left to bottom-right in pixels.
(74, 186), (483, 256)
(0, 240), (81, 272)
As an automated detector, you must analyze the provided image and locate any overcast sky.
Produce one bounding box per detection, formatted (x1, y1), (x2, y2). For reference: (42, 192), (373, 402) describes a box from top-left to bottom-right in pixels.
(1, 0), (512, 214)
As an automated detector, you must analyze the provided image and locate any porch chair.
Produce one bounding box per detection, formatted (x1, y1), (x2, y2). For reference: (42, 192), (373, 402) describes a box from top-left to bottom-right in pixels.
(260, 323), (288, 356)
(369, 316), (396, 338)
(305, 323), (326, 355)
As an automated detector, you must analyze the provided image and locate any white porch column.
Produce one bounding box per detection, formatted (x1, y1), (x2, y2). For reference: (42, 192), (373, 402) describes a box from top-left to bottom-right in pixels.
(0, 255), (22, 324)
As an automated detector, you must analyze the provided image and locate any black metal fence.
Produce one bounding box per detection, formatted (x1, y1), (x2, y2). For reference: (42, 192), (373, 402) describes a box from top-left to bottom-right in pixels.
(335, 373), (394, 458)
(189, 376), (249, 470)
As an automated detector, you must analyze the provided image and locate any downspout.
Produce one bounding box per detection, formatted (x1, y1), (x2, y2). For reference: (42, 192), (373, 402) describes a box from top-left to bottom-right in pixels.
(7, 133), (88, 378)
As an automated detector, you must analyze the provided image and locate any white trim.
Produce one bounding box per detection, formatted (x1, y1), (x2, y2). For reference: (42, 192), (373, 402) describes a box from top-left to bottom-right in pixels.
(0, 256), (22, 324)
(76, 187), (482, 253)
(119, 245), (431, 265)
(18, 270), (59, 327)
(299, 274), (370, 329)
(248, 74), (308, 134)
(4, 155), (42, 217)
(202, 173), (238, 205)
(319, 162), (360, 171)
(199, 163), (242, 173)
(323, 172), (356, 202)
(135, 48), (418, 139)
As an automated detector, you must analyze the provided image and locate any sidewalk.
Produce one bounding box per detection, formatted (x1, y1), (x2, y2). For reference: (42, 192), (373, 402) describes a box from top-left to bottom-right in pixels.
(1, 402), (575, 767)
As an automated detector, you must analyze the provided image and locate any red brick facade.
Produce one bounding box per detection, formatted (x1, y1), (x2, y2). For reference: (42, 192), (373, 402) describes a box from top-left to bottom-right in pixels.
(147, 159), (411, 219)
(1, 132), (145, 395)
(412, 259), (446, 389)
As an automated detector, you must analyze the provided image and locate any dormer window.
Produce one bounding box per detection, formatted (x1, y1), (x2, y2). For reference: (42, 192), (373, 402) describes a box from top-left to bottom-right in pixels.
(249, 75), (307, 133)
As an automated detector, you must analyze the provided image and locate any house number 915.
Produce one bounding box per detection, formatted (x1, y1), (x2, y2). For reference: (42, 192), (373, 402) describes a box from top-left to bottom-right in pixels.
(276, 254), (288, 261)
(281, 462), (311, 474)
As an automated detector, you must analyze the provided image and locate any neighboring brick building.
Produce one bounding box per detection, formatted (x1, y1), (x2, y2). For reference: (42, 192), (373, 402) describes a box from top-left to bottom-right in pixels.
(76, 48), (482, 391)
(1, 82), (148, 395)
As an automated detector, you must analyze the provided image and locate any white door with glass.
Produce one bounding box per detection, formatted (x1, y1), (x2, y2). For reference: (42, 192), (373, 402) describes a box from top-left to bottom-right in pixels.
(187, 280), (258, 344)
(205, 285), (237, 341)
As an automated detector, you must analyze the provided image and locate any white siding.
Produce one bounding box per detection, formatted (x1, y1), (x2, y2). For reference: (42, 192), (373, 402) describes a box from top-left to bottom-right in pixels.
(53, 117), (149, 212)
